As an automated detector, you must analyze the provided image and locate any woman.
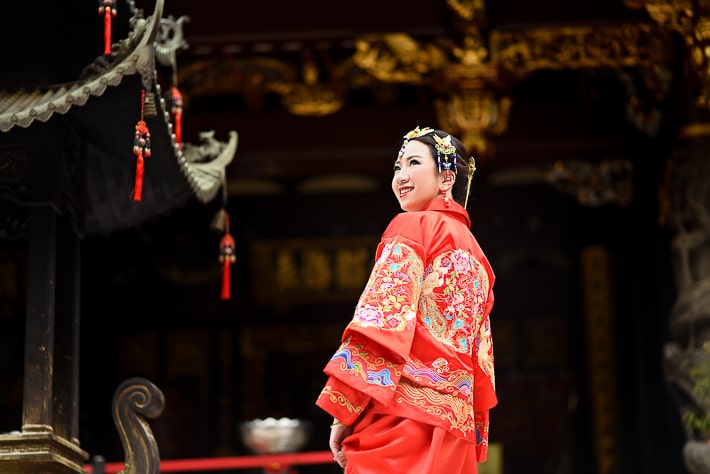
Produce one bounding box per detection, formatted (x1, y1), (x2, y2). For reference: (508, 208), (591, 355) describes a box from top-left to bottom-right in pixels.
(316, 126), (497, 473)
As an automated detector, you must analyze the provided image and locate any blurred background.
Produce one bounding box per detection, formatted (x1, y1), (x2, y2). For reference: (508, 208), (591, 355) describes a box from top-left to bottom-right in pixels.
(0, 0), (701, 472)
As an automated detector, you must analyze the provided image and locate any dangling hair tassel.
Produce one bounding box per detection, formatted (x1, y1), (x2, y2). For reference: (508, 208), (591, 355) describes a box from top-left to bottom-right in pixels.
(132, 90), (151, 201)
(464, 156), (477, 209)
(433, 134), (458, 175)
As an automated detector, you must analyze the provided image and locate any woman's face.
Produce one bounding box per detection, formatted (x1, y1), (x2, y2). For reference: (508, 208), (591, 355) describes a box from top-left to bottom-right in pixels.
(392, 140), (443, 212)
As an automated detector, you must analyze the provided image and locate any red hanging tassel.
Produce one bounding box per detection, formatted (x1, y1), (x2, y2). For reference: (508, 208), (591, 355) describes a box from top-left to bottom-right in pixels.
(132, 90), (151, 202)
(133, 150), (144, 200)
(218, 211), (236, 300)
(98, 1), (117, 55)
(171, 86), (183, 150)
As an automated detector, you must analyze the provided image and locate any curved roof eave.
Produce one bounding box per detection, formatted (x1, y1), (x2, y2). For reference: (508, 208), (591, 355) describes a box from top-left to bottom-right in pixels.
(0, 0), (236, 207)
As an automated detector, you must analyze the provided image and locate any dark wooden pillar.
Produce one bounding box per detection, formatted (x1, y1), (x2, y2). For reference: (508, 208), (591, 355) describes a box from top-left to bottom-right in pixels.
(0, 123), (87, 473)
(22, 205), (57, 432)
(55, 212), (81, 444)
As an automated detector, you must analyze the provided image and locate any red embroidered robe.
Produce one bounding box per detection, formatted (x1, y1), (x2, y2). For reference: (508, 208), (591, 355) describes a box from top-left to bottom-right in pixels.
(316, 198), (497, 460)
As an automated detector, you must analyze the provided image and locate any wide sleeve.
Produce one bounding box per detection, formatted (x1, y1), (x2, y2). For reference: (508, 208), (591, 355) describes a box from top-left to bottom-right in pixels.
(473, 296), (497, 460)
(316, 230), (425, 425)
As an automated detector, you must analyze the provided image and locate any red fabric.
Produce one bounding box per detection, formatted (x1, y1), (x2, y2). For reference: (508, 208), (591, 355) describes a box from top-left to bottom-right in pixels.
(343, 411), (478, 474)
(317, 197), (497, 465)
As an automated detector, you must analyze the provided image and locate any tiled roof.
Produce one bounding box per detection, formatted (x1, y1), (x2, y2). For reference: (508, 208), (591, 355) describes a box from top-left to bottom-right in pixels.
(0, 0), (237, 235)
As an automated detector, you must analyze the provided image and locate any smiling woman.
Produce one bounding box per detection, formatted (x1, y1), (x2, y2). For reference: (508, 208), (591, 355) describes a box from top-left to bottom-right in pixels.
(315, 126), (496, 474)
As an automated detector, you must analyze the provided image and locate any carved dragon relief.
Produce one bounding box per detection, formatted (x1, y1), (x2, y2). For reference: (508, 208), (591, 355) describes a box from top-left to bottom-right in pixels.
(625, 1), (710, 471)
(661, 136), (710, 473)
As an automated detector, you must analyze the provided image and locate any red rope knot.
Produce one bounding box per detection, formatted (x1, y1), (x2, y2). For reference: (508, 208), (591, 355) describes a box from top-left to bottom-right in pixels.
(133, 120), (151, 158)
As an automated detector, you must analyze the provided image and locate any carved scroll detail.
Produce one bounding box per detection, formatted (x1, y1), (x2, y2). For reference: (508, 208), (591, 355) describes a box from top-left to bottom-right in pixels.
(111, 377), (165, 474)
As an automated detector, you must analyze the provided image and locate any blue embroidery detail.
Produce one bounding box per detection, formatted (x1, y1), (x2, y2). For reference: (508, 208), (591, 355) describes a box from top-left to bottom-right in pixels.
(332, 347), (395, 387)
(404, 362), (472, 393)
(476, 426), (485, 444)
(367, 369), (395, 387)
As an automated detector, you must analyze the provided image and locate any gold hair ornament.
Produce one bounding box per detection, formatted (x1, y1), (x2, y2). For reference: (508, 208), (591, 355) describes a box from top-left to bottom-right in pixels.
(464, 156), (477, 209)
(399, 126), (435, 158)
(433, 134), (458, 175)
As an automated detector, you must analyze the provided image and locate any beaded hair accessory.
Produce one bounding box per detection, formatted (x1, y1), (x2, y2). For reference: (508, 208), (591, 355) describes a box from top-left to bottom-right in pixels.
(433, 134), (458, 175)
(399, 126), (435, 158)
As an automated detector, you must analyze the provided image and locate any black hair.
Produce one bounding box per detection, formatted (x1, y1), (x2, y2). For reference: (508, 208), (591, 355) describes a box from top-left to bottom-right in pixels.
(399, 129), (472, 206)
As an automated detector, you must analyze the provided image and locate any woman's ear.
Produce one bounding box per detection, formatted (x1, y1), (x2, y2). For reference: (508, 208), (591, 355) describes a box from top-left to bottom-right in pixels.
(440, 170), (455, 190)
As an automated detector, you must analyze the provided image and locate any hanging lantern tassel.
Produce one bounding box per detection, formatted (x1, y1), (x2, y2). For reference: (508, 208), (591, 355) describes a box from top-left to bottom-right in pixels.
(171, 86), (183, 150)
(132, 121), (151, 201)
(98, 1), (117, 55)
(219, 223), (236, 300)
(132, 90), (151, 201)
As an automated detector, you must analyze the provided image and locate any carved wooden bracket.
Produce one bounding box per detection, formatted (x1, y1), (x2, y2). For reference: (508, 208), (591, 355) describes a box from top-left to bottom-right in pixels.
(111, 378), (165, 474)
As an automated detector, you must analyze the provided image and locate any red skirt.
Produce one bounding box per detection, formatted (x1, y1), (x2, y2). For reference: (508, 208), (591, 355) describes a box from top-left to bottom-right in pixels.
(342, 411), (478, 474)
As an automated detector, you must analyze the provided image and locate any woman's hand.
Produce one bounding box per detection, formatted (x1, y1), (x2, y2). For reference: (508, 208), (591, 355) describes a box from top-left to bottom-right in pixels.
(329, 420), (353, 469)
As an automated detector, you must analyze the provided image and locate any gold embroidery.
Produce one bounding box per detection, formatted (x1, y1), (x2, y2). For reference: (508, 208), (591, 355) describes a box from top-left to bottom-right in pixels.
(319, 385), (366, 415)
(396, 378), (475, 434)
(419, 249), (490, 353)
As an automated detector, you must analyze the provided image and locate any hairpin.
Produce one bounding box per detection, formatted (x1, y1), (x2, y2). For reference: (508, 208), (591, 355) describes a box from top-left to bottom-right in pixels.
(464, 156), (477, 209)
(398, 126), (435, 158)
(433, 134), (458, 174)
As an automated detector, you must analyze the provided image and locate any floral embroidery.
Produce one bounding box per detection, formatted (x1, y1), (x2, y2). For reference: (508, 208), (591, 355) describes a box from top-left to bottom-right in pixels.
(352, 241), (423, 331)
(331, 341), (400, 388)
(419, 249), (490, 353)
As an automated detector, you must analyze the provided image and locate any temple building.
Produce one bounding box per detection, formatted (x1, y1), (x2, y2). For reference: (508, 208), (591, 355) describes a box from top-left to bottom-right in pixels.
(1, 0), (709, 473)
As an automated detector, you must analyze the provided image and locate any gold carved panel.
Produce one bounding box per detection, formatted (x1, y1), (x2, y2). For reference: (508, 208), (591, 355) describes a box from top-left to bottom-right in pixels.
(251, 237), (378, 307)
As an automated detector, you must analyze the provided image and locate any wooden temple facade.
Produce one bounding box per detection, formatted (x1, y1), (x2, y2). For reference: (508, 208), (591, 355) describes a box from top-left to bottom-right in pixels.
(2, 0), (710, 473)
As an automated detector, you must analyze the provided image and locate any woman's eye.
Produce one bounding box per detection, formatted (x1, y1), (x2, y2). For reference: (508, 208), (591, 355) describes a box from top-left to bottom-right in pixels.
(393, 165), (401, 172)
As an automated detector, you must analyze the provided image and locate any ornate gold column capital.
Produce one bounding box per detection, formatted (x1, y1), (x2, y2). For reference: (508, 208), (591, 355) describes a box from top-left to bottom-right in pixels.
(435, 89), (511, 158)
